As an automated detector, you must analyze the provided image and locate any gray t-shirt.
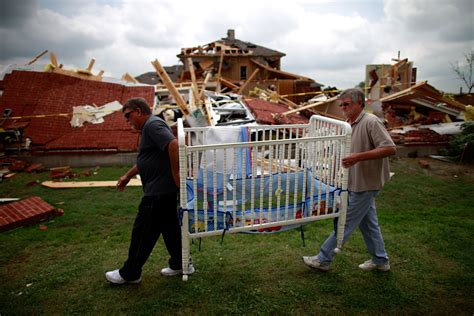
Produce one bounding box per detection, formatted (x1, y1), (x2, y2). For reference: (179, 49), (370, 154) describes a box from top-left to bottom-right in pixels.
(348, 111), (395, 192)
(137, 115), (178, 196)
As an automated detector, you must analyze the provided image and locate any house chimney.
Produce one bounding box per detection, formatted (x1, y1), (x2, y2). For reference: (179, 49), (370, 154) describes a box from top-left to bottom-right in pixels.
(227, 29), (235, 40)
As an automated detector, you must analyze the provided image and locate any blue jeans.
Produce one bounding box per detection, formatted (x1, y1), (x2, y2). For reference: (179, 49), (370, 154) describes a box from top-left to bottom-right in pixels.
(317, 190), (389, 265)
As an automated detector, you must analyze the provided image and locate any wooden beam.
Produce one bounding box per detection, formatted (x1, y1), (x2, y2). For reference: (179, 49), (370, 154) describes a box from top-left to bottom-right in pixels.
(217, 50), (224, 77)
(86, 58), (96, 72)
(51, 67), (103, 81)
(219, 76), (239, 90)
(198, 71), (212, 100)
(121, 72), (138, 83)
(187, 58), (201, 106)
(27, 50), (48, 65)
(238, 68), (259, 94)
(281, 96), (338, 116)
(42, 179), (142, 188)
(50, 52), (58, 68)
(216, 51), (225, 93)
(151, 59), (190, 116)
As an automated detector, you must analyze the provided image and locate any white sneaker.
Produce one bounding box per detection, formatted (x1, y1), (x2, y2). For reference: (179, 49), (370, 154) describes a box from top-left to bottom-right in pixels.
(160, 263), (195, 277)
(302, 256), (330, 271)
(358, 259), (390, 272)
(105, 269), (141, 284)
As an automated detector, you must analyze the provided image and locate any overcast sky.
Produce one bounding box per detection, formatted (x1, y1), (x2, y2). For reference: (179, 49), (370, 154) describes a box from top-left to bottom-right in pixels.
(1, 0), (473, 93)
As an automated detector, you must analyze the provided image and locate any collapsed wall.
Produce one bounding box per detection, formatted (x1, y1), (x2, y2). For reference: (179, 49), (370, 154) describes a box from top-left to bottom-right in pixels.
(0, 70), (154, 155)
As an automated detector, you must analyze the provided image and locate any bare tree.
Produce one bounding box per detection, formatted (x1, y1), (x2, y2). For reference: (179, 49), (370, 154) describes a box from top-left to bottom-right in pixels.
(451, 52), (473, 94)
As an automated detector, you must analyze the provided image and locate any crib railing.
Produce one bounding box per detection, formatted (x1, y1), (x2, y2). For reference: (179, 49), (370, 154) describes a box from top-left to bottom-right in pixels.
(177, 115), (351, 280)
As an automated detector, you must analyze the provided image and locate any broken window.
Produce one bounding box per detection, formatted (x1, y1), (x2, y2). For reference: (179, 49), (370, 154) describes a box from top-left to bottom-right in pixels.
(240, 66), (247, 80)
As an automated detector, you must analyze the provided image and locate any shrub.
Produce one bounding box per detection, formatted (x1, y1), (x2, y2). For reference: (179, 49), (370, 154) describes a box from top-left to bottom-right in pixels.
(441, 121), (474, 163)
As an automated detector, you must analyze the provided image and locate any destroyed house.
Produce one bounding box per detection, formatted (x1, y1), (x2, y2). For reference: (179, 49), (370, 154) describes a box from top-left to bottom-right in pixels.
(137, 30), (322, 104)
(178, 29), (322, 103)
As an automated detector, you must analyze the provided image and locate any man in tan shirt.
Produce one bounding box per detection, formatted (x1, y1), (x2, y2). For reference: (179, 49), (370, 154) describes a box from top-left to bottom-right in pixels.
(303, 88), (396, 272)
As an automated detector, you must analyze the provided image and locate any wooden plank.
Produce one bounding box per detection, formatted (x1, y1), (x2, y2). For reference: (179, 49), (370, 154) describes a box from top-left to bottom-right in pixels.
(27, 50), (48, 65)
(187, 58), (201, 106)
(0, 198), (20, 203)
(50, 52), (58, 67)
(216, 51), (224, 93)
(281, 96), (339, 116)
(219, 76), (239, 90)
(51, 68), (103, 82)
(86, 58), (96, 72)
(198, 71), (212, 100)
(151, 59), (190, 116)
(218, 50), (224, 77)
(121, 72), (138, 83)
(42, 179), (142, 188)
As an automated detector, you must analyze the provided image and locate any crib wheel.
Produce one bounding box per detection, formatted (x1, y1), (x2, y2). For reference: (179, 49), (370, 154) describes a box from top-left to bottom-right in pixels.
(183, 274), (188, 281)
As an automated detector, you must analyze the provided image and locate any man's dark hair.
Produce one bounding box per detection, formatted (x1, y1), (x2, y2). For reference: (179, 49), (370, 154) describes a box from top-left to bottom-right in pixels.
(123, 97), (152, 115)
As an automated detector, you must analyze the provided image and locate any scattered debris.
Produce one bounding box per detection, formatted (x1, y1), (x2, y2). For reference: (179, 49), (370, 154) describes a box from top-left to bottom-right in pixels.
(418, 159), (430, 168)
(70, 101), (122, 127)
(4, 173), (16, 179)
(49, 166), (73, 179)
(25, 163), (44, 173)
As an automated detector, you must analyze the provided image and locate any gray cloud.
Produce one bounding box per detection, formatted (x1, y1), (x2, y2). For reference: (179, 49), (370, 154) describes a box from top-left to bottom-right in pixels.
(0, 0), (472, 93)
(0, 0), (38, 28)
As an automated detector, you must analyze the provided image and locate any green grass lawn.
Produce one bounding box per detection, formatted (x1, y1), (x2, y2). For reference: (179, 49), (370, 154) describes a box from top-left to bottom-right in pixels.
(0, 158), (473, 314)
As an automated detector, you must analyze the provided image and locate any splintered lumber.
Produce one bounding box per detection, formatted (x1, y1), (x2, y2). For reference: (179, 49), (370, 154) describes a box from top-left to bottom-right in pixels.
(216, 51), (225, 93)
(151, 59), (190, 115)
(52, 67), (104, 81)
(27, 50), (48, 65)
(203, 98), (215, 126)
(42, 179), (142, 188)
(122, 72), (138, 83)
(219, 76), (239, 90)
(218, 50), (224, 77)
(187, 58), (201, 106)
(238, 68), (260, 94)
(50, 52), (58, 67)
(86, 58), (95, 72)
(281, 96), (339, 116)
(198, 71), (213, 100)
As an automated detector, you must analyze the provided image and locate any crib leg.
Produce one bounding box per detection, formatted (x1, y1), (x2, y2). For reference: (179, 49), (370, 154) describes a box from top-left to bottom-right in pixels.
(299, 225), (305, 247)
(182, 211), (190, 281)
(334, 191), (349, 254)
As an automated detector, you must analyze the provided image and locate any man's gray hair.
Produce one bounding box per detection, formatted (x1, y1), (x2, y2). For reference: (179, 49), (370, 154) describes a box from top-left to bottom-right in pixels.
(338, 88), (365, 108)
(123, 97), (152, 115)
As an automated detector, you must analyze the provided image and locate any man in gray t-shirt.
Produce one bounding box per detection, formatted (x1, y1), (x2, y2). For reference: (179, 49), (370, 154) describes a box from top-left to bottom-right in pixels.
(303, 88), (396, 272)
(105, 97), (194, 284)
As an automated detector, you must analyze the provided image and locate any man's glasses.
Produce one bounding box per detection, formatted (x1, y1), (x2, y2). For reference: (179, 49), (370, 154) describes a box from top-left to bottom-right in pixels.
(124, 110), (135, 119)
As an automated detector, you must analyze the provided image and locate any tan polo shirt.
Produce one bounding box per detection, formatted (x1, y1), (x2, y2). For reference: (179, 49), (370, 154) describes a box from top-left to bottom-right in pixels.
(348, 111), (395, 192)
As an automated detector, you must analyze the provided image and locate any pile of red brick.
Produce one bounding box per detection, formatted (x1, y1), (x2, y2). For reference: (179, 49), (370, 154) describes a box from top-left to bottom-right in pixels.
(0, 196), (64, 232)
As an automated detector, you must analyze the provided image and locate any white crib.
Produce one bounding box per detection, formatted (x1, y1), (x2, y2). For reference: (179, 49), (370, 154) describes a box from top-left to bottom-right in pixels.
(177, 115), (352, 280)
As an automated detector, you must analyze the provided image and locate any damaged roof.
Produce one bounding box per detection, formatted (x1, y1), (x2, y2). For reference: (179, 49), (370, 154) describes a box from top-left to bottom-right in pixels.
(178, 29), (285, 58)
(380, 81), (466, 116)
